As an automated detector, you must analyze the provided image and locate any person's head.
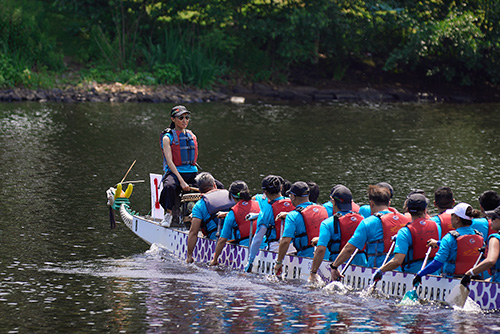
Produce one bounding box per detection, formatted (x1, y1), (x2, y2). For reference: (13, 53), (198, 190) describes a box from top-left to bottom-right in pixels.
(330, 185), (353, 212)
(306, 181), (319, 203)
(281, 178), (292, 196)
(170, 105), (191, 129)
(406, 193), (428, 217)
(445, 202), (481, 227)
(403, 189), (428, 212)
(478, 190), (500, 212)
(376, 182), (394, 199)
(195, 172), (216, 193)
(229, 180), (252, 201)
(434, 186), (455, 210)
(286, 181), (310, 206)
(485, 205), (500, 232)
(261, 175), (282, 195)
(368, 185), (391, 207)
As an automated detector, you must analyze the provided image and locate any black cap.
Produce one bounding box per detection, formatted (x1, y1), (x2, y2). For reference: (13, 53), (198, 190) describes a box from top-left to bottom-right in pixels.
(377, 182), (394, 198)
(407, 193), (428, 213)
(171, 105), (190, 117)
(330, 185), (353, 211)
(286, 181), (310, 197)
(229, 180), (248, 199)
(485, 205), (500, 219)
(262, 175), (281, 194)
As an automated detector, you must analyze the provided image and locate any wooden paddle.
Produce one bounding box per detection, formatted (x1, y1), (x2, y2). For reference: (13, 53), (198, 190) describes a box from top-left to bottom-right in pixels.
(445, 251), (484, 308)
(398, 246), (432, 304)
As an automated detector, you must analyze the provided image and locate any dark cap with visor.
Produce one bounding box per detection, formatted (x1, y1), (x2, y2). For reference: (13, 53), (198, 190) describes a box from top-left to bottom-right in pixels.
(171, 105), (190, 117)
(286, 181), (310, 197)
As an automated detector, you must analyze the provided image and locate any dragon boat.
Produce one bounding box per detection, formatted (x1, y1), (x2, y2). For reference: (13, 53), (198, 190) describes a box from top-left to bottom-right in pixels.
(106, 174), (500, 311)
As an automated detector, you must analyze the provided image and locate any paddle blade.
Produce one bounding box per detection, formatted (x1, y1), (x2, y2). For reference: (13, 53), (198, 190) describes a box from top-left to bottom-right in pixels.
(445, 283), (469, 308)
(397, 289), (418, 306)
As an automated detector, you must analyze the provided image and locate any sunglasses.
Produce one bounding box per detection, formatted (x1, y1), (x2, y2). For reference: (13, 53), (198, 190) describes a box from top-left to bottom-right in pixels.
(177, 115), (190, 120)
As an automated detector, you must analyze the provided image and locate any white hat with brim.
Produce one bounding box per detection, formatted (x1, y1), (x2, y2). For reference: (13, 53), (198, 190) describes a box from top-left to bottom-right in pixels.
(445, 202), (472, 220)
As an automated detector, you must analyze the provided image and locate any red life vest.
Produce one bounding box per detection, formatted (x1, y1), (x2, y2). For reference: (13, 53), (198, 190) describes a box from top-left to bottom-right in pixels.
(328, 212), (364, 254)
(295, 204), (328, 251)
(406, 218), (439, 263)
(161, 129), (198, 167)
(372, 211), (409, 252)
(231, 200), (260, 243)
(449, 230), (484, 275)
(438, 212), (454, 236)
(269, 198), (295, 242)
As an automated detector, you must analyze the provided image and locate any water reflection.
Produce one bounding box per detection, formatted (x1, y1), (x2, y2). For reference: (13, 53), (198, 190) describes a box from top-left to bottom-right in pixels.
(2, 102), (500, 333)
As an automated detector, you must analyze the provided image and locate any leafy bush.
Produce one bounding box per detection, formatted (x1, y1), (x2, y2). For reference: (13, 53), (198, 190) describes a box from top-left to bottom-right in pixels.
(153, 64), (182, 85)
(384, 11), (485, 85)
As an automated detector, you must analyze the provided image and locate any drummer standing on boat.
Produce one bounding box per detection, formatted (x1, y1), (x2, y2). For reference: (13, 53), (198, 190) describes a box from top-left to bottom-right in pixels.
(159, 105), (198, 226)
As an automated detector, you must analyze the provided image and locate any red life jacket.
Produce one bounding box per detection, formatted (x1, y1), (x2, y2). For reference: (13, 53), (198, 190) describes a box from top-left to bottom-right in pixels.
(231, 200), (260, 243)
(406, 218), (439, 263)
(328, 212), (364, 254)
(295, 204), (328, 251)
(268, 198), (295, 242)
(449, 230), (484, 275)
(372, 211), (409, 253)
(438, 212), (454, 236)
(161, 129), (198, 167)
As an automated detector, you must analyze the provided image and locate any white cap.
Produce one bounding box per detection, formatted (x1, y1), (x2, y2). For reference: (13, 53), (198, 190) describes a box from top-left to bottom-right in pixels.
(445, 202), (472, 220)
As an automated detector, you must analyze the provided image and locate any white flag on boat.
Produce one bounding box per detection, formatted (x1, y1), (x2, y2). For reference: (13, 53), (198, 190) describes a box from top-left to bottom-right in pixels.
(150, 173), (164, 220)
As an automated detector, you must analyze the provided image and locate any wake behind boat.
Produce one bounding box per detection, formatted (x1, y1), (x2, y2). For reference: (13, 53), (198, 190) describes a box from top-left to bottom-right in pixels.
(106, 174), (500, 311)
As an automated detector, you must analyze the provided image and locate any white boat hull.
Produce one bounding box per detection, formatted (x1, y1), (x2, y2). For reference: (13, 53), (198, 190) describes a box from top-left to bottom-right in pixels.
(118, 204), (500, 310)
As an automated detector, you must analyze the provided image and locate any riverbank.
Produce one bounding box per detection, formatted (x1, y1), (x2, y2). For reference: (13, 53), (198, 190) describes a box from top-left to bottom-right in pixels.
(0, 78), (498, 104)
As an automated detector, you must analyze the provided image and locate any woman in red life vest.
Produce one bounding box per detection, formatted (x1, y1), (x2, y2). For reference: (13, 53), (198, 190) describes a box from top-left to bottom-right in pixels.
(159, 105), (198, 226)
(210, 181), (260, 265)
(413, 203), (484, 286)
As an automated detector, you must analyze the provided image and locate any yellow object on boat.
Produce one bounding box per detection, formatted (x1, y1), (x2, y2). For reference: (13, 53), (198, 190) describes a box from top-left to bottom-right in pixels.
(124, 183), (133, 198)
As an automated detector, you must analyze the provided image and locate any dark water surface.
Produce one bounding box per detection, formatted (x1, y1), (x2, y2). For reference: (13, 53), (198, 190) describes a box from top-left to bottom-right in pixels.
(1, 102), (500, 333)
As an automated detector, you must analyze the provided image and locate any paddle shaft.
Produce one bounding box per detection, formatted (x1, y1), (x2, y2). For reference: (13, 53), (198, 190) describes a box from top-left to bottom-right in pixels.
(339, 248), (360, 278)
(371, 239), (396, 288)
(120, 160), (136, 184)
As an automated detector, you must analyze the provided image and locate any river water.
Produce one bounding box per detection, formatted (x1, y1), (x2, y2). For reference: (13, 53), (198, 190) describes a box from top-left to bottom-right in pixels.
(1, 101), (500, 333)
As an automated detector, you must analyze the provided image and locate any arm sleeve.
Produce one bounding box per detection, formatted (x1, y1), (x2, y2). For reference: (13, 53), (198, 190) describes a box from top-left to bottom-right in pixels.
(416, 259), (443, 277)
(248, 226), (267, 263)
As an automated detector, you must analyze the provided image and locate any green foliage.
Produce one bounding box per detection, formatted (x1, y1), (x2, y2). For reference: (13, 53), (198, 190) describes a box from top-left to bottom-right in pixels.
(141, 28), (223, 88)
(152, 64), (182, 85)
(384, 10), (485, 85)
(0, 1), (64, 72)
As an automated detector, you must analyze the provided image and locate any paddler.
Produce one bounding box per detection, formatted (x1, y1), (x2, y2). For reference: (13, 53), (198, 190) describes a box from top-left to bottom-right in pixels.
(371, 193), (440, 282)
(159, 105), (198, 226)
(330, 185), (408, 281)
(186, 172), (235, 264)
(245, 175), (295, 272)
(429, 186), (456, 237)
(462, 205), (500, 283)
(413, 202), (485, 285)
(358, 182), (398, 218)
(274, 182), (328, 275)
(322, 184), (360, 217)
(308, 185), (366, 283)
(209, 181), (260, 266)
